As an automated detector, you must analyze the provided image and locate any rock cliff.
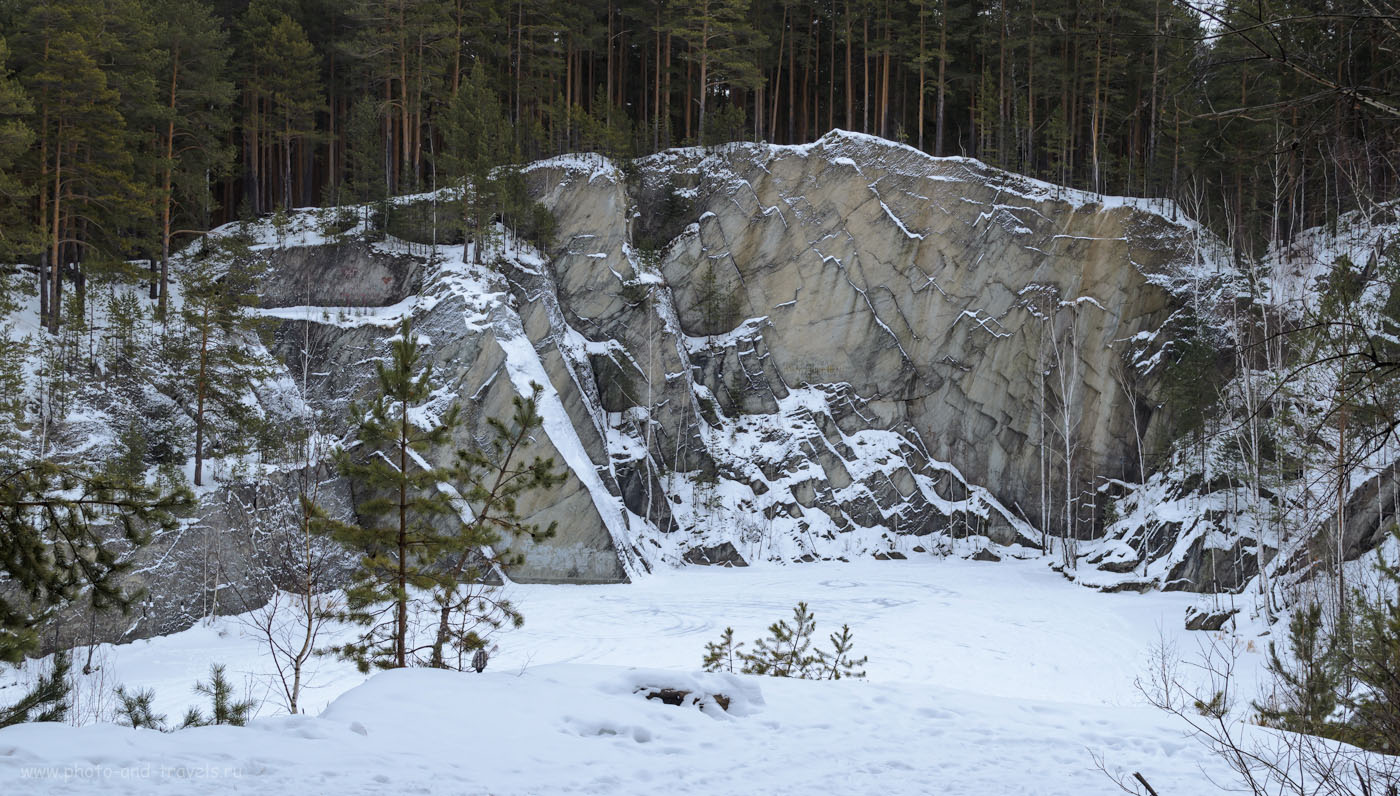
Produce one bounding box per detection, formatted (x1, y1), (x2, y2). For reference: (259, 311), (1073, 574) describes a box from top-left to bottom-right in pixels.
(264, 131), (1203, 582)
(28, 131), (1224, 648)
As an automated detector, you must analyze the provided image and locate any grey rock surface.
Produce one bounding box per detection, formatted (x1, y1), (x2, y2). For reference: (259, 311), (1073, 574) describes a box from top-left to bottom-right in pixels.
(255, 134), (1201, 583)
(35, 133), (1224, 650)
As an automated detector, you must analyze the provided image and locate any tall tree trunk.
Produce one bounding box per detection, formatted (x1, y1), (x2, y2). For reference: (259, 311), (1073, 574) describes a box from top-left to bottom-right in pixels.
(1027, 0), (1036, 174)
(787, 15), (796, 144)
(1146, 0), (1160, 193)
(245, 81), (259, 215)
(1090, 30), (1102, 193)
(399, 36), (411, 190)
(935, 0), (946, 156)
(606, 0), (614, 122)
(698, 18), (709, 146)
(37, 74), (49, 328)
(453, 1), (464, 95)
(396, 401), (409, 668)
(879, 0), (890, 138)
(160, 53), (179, 322)
(515, 2), (523, 123)
(845, 0), (853, 130)
(654, 7), (662, 150)
(283, 124), (293, 210)
(663, 33), (673, 147)
(800, 18), (811, 142)
(412, 36), (425, 182)
(194, 303), (209, 486)
(862, 15), (869, 133)
(49, 134), (62, 335)
(565, 43), (573, 146)
(1336, 404), (1347, 628)
(828, 10), (835, 134)
(328, 53), (339, 201)
(917, 6), (926, 151)
(770, 10), (786, 143)
(998, 0), (1008, 166)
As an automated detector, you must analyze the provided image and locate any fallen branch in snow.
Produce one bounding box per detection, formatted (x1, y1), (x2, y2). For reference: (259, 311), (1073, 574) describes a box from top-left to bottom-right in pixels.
(636, 686), (732, 713)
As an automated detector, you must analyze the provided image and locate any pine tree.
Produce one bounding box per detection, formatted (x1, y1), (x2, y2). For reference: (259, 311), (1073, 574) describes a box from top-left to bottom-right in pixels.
(260, 12), (323, 210)
(707, 603), (869, 680)
(702, 626), (744, 673)
(671, 0), (764, 146)
(176, 236), (273, 487)
(1253, 602), (1341, 737)
(740, 601), (819, 677)
(150, 0), (236, 320)
(237, 0), (324, 213)
(321, 316), (462, 670)
(114, 685), (167, 730)
(439, 63), (513, 264)
(0, 651), (69, 727)
(0, 461), (190, 664)
(344, 98), (388, 208)
(1346, 529), (1400, 753)
(427, 386), (563, 669)
(180, 662), (255, 727)
(18, 1), (140, 332)
(0, 36), (34, 264)
(343, 0), (456, 195)
(815, 623), (867, 680)
(0, 330), (27, 463)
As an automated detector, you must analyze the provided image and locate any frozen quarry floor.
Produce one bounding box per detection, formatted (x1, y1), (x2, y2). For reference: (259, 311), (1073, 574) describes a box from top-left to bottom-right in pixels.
(0, 557), (1269, 794)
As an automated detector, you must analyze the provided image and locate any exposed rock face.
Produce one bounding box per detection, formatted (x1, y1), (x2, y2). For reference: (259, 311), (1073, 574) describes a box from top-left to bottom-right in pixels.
(43, 132), (1215, 649)
(256, 242), (422, 308)
(261, 242), (635, 584)
(256, 132), (1197, 581)
(43, 467), (358, 651)
(620, 135), (1185, 536)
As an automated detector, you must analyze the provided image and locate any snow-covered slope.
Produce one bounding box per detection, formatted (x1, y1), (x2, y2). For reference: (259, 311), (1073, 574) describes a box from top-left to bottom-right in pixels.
(1076, 199), (1400, 621)
(0, 558), (1266, 795)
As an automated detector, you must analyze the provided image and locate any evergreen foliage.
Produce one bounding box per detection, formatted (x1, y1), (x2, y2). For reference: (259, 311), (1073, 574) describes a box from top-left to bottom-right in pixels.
(0, 36), (34, 262)
(149, 0), (235, 319)
(703, 602), (867, 680)
(1242, 532), (1400, 756)
(236, 0), (324, 214)
(180, 662), (255, 727)
(0, 330), (27, 460)
(1254, 602), (1342, 737)
(0, 461), (191, 664)
(1158, 322), (1223, 444)
(669, 0), (765, 146)
(741, 601), (820, 677)
(426, 385), (564, 670)
(0, 0), (1388, 273)
(693, 262), (742, 335)
(321, 316), (462, 671)
(702, 626), (745, 674)
(439, 63), (513, 264)
(175, 236), (273, 486)
(0, 651), (69, 727)
(816, 623), (868, 680)
(1346, 530), (1400, 753)
(321, 318), (564, 672)
(114, 685), (167, 730)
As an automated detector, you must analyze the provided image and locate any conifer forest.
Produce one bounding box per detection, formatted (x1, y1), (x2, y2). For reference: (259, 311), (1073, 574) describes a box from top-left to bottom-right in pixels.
(1, 0), (1396, 279)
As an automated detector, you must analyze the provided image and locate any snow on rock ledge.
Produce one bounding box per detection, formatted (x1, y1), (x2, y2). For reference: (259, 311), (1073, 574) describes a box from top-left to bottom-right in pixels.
(245, 131), (1211, 584)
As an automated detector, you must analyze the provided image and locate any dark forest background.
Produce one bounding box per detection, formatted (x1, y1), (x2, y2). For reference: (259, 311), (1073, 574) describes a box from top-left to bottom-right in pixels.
(0, 0), (1397, 317)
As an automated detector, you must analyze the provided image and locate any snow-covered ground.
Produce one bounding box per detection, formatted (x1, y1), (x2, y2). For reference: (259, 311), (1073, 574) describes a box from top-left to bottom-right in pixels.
(0, 557), (1270, 794)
